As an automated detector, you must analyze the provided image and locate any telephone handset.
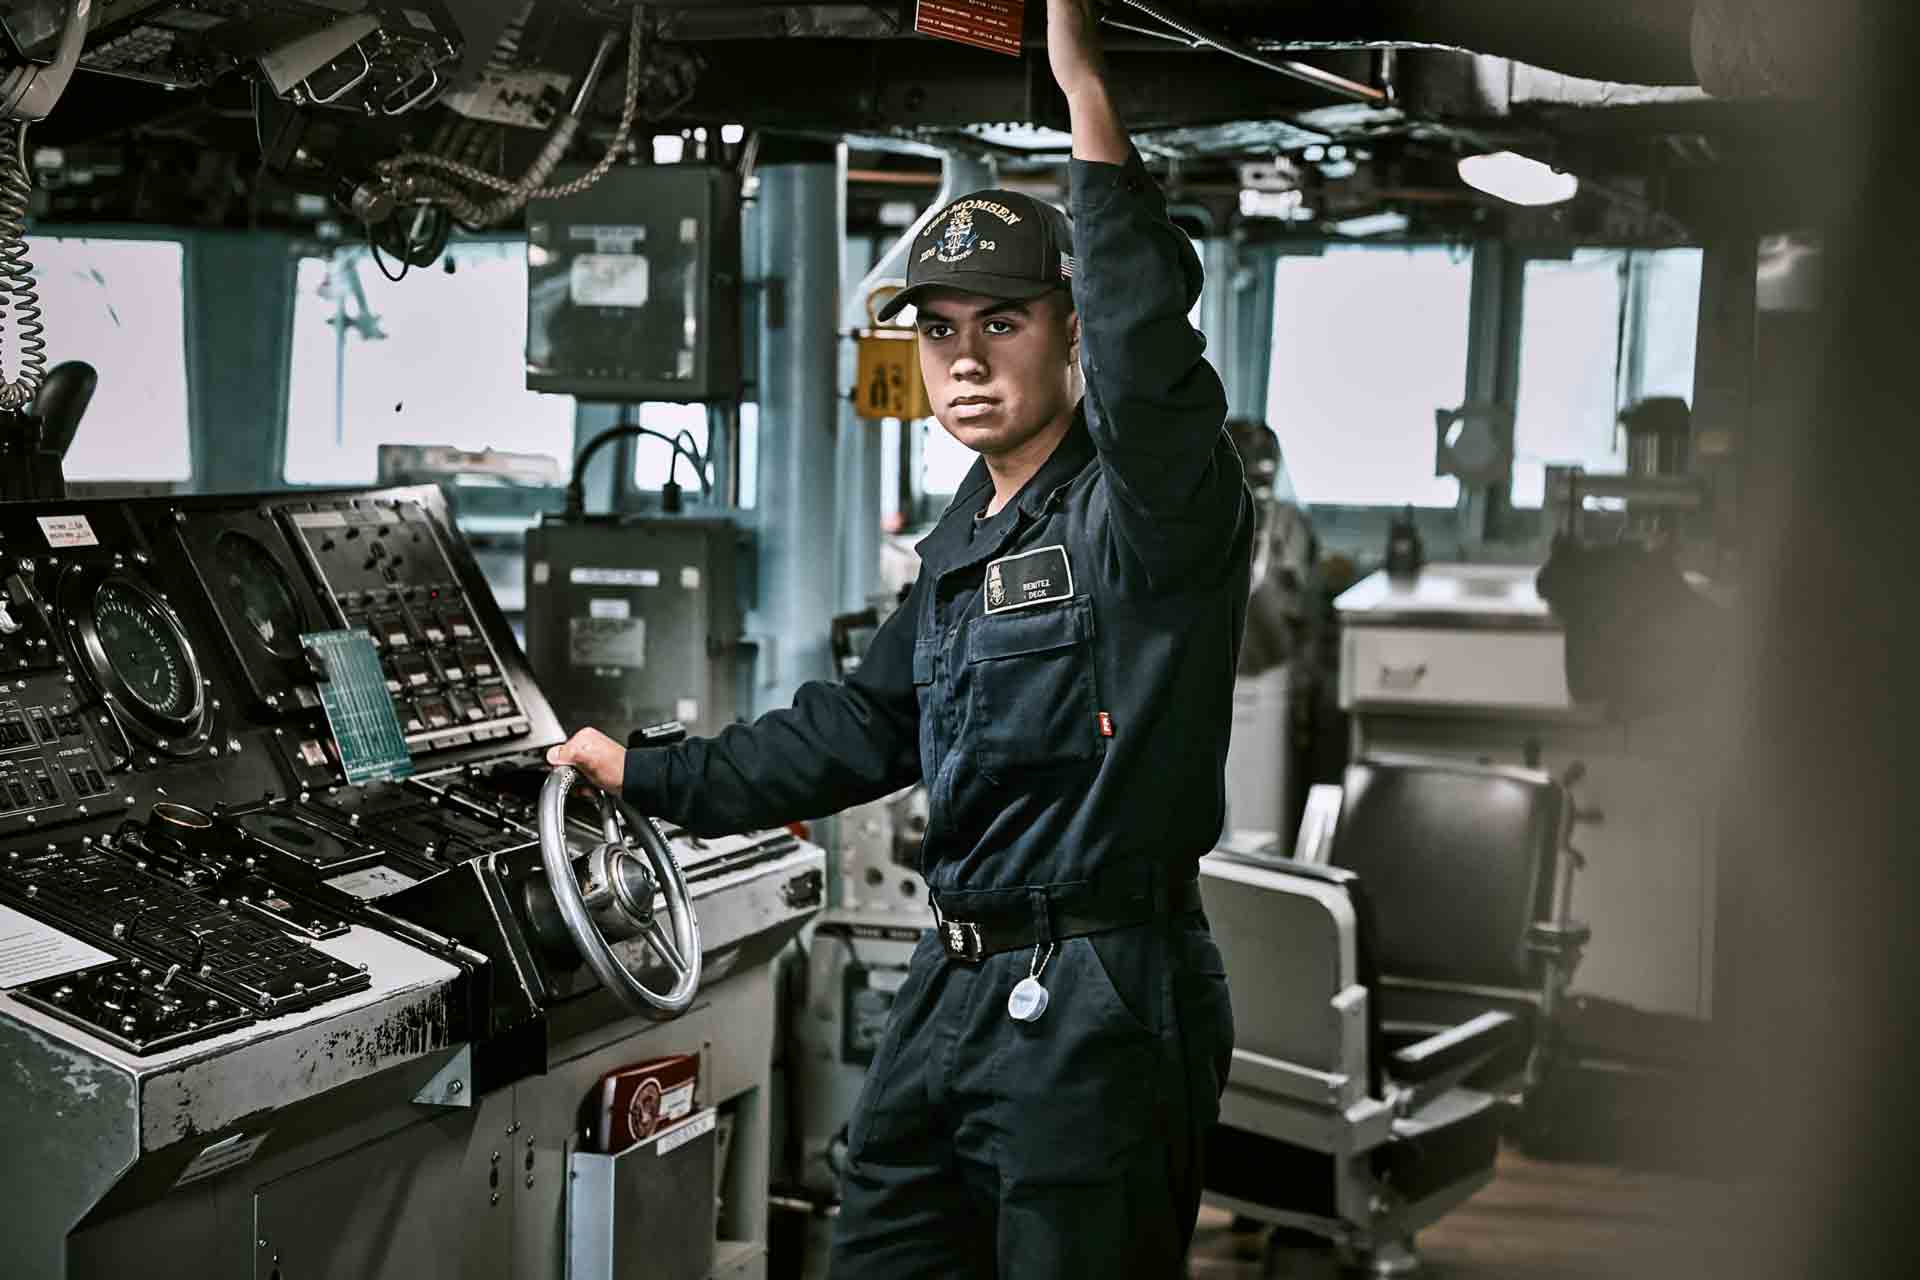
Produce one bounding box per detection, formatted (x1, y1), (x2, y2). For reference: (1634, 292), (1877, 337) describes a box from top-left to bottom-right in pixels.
(0, 0), (88, 124)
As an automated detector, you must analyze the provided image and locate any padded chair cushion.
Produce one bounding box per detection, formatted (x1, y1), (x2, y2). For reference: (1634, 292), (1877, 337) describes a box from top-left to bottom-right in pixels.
(1203, 1122), (1339, 1220)
(1373, 1088), (1503, 1205)
(1204, 1087), (1504, 1226)
(1333, 759), (1563, 989)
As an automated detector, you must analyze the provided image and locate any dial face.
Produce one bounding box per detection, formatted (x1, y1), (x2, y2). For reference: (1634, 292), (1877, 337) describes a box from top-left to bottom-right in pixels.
(214, 531), (302, 658)
(92, 580), (195, 720)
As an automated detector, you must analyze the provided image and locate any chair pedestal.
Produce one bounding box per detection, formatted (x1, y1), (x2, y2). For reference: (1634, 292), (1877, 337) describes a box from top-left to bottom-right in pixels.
(1261, 1229), (1339, 1279)
(1259, 1234), (1423, 1279)
(1346, 1238), (1421, 1277)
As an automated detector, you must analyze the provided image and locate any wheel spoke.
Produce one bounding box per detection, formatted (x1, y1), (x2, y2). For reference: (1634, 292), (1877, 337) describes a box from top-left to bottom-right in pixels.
(646, 919), (689, 978)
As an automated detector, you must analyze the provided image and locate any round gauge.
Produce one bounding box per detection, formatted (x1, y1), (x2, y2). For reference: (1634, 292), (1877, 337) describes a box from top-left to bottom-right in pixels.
(213, 531), (302, 658)
(92, 579), (198, 721)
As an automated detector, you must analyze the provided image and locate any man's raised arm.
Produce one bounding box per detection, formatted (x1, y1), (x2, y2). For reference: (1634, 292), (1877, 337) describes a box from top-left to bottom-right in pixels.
(1049, 0), (1242, 583)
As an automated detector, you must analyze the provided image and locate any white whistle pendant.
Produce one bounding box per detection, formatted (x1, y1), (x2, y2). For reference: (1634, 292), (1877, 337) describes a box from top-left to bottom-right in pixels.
(1008, 975), (1050, 1022)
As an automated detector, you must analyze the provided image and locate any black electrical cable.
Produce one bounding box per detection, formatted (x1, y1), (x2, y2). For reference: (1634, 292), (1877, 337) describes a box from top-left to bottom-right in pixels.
(566, 422), (710, 515)
(367, 227), (410, 283)
(674, 428), (710, 486)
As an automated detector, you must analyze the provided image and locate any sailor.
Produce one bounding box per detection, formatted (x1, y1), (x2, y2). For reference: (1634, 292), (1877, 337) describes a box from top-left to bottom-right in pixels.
(550, 0), (1251, 1270)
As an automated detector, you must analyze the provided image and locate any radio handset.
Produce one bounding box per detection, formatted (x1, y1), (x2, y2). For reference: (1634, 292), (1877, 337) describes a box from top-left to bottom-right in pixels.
(0, 0), (88, 123)
(0, 0), (87, 483)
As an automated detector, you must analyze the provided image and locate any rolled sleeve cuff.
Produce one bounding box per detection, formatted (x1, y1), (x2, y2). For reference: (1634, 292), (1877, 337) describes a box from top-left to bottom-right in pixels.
(621, 743), (668, 811)
(1069, 145), (1154, 216)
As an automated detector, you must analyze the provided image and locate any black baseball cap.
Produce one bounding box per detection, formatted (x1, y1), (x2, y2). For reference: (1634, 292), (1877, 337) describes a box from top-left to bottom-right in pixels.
(875, 188), (1074, 323)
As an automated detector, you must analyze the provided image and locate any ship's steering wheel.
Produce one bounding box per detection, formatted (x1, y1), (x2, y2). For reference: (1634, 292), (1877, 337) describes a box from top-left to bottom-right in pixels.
(537, 767), (701, 1018)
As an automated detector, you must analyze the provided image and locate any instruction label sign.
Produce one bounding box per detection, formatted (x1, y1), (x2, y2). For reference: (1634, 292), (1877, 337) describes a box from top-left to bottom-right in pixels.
(570, 617), (646, 669)
(174, 1131), (273, 1189)
(854, 334), (933, 420)
(655, 1109), (716, 1158)
(37, 514), (99, 548)
(914, 0), (1024, 56)
(571, 253), (649, 308)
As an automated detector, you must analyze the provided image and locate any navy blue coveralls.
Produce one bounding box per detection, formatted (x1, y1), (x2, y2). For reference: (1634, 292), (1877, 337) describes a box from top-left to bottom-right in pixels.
(623, 148), (1252, 1276)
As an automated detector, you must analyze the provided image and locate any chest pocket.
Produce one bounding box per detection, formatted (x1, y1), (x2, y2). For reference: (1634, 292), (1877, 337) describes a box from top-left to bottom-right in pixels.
(965, 595), (1101, 780)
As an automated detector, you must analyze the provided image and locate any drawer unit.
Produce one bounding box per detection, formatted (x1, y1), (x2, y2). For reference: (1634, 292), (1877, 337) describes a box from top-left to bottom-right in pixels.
(1341, 624), (1573, 713)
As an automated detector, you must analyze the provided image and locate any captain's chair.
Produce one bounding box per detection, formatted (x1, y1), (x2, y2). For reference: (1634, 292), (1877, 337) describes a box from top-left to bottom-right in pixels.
(1200, 754), (1588, 1273)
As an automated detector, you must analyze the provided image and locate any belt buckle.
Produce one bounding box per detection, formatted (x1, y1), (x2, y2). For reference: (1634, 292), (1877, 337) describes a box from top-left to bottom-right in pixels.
(942, 918), (984, 963)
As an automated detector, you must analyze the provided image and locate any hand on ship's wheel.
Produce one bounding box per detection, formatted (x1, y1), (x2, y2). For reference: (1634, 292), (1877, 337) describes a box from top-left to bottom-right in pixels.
(537, 768), (702, 1018)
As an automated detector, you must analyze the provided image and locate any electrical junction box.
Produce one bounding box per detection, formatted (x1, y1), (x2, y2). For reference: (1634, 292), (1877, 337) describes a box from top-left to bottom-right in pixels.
(526, 164), (742, 401)
(524, 516), (748, 743)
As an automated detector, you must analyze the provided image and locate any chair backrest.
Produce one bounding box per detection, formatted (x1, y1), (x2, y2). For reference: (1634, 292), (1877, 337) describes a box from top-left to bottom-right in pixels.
(1330, 754), (1563, 992)
(1199, 853), (1384, 1096)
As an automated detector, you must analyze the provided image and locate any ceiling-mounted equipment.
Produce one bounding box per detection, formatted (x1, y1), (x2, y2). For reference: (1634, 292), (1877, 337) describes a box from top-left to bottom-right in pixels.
(525, 163), (742, 401)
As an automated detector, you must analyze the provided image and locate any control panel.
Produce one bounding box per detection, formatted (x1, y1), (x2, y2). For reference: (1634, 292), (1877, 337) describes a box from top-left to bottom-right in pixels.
(0, 486), (829, 1280)
(4, 824), (366, 1054)
(0, 487), (820, 1074)
(282, 502), (528, 759)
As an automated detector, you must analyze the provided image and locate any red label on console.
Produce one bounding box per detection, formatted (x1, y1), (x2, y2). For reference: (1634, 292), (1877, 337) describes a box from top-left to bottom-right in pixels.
(1098, 711), (1114, 738)
(914, 0), (1024, 57)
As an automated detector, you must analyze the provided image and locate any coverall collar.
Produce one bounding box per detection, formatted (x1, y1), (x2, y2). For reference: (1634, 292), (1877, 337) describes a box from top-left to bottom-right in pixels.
(918, 405), (1095, 570)
(940, 402), (1095, 522)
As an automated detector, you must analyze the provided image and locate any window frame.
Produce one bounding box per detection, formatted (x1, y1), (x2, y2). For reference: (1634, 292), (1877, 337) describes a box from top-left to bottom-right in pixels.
(276, 231), (579, 499)
(25, 222), (197, 490)
(1262, 237), (1482, 516)
(1503, 241), (1709, 513)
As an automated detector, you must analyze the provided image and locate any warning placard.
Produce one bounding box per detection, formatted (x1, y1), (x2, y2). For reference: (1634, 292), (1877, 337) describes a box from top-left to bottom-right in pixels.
(914, 0), (1024, 57)
(854, 333), (934, 420)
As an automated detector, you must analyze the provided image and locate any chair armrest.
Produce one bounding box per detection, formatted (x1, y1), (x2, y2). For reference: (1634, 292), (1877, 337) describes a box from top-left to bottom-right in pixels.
(1390, 1010), (1517, 1085)
(1207, 851), (1361, 892)
(1228, 1047), (1354, 1109)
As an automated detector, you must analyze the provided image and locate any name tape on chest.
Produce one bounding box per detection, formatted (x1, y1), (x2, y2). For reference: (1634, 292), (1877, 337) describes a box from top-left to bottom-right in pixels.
(984, 544), (1074, 614)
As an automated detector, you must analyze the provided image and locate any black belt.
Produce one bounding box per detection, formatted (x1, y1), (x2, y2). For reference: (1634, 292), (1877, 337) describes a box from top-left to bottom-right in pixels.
(930, 875), (1204, 963)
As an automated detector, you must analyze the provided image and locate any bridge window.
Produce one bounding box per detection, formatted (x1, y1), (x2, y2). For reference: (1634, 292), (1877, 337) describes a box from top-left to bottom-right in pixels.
(1511, 247), (1703, 507)
(922, 418), (977, 496)
(283, 241), (575, 485)
(28, 235), (192, 482)
(628, 401), (712, 492)
(1265, 245), (1473, 508)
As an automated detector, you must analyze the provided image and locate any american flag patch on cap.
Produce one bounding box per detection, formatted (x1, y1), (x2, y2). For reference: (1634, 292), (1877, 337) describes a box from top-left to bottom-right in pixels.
(1060, 254), (1075, 279)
